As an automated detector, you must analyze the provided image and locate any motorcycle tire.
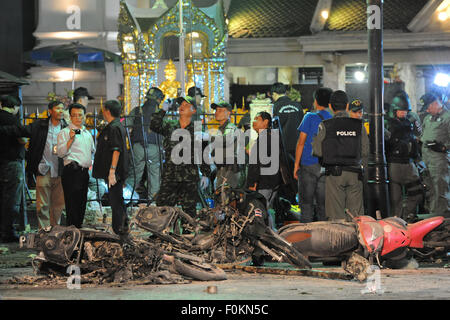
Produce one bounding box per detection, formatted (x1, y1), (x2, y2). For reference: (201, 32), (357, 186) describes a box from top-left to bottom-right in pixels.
(173, 259), (227, 281)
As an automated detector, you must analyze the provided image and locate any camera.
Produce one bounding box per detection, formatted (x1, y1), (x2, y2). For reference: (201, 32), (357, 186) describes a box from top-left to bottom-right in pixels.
(74, 129), (81, 134)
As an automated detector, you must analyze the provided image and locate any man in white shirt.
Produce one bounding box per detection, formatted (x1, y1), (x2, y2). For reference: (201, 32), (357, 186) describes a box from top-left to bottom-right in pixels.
(57, 103), (95, 228)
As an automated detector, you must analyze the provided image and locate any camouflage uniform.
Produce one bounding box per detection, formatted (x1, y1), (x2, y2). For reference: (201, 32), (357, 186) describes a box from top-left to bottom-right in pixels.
(211, 119), (244, 189)
(150, 109), (210, 217)
(421, 107), (450, 217)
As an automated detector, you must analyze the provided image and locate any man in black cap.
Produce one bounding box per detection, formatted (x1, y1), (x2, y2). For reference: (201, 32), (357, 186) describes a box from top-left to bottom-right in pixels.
(73, 87), (94, 108)
(271, 82), (304, 164)
(0, 95), (25, 242)
(349, 98), (370, 214)
(385, 91), (423, 222)
(187, 86), (206, 123)
(270, 82), (304, 204)
(126, 87), (164, 203)
(210, 101), (243, 189)
(312, 90), (369, 221)
(349, 98), (364, 120)
(420, 92), (449, 218)
(419, 93), (437, 124)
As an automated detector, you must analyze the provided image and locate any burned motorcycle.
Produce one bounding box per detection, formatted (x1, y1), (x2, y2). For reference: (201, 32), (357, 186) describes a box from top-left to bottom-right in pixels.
(133, 185), (311, 270)
(19, 225), (226, 283)
(278, 212), (449, 281)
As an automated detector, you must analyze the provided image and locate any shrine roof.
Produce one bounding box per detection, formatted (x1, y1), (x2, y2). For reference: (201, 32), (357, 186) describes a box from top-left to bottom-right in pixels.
(324, 0), (428, 32)
(228, 0), (429, 38)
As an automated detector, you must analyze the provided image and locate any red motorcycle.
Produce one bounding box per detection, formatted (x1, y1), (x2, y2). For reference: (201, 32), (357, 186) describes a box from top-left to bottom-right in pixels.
(278, 213), (449, 281)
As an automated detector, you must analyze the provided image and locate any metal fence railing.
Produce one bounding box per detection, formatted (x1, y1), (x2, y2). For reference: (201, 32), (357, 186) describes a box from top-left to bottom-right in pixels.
(20, 110), (248, 208)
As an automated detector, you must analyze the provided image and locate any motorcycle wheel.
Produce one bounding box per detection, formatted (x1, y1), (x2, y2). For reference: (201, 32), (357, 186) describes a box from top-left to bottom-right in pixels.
(173, 259), (227, 281)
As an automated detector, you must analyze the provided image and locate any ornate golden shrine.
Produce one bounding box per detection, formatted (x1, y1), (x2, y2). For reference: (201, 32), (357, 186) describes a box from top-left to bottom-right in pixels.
(118, 0), (228, 114)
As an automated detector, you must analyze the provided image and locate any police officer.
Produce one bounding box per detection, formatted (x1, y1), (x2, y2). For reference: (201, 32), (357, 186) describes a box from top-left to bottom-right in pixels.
(271, 82), (304, 172)
(150, 96), (210, 219)
(420, 93), (449, 218)
(385, 91), (423, 221)
(271, 82), (304, 208)
(312, 90), (369, 221)
(349, 99), (371, 215)
(126, 87), (164, 202)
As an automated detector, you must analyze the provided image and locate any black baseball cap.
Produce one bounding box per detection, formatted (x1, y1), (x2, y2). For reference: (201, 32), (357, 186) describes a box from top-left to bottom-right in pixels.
(73, 87), (94, 100)
(0, 95), (21, 108)
(187, 86), (206, 98)
(349, 98), (364, 112)
(211, 101), (233, 111)
(419, 93), (439, 112)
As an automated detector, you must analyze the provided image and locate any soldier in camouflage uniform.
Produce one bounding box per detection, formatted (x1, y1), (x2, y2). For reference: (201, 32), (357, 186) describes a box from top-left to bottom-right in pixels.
(210, 101), (244, 189)
(420, 93), (450, 218)
(150, 96), (210, 218)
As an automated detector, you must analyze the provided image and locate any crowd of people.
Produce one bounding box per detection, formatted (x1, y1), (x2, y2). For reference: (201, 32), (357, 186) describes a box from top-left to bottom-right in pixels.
(0, 82), (448, 243)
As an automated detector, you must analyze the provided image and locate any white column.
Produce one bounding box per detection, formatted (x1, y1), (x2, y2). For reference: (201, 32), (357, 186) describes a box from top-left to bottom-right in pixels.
(278, 67), (299, 85)
(321, 53), (345, 90)
(397, 63), (420, 112)
(105, 62), (123, 100)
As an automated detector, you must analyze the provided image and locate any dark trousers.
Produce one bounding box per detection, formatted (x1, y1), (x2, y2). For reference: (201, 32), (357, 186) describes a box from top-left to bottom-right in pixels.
(108, 180), (128, 235)
(0, 160), (24, 237)
(61, 163), (89, 228)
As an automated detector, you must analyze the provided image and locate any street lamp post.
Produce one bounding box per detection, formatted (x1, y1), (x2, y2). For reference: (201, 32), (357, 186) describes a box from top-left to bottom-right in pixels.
(367, 0), (390, 218)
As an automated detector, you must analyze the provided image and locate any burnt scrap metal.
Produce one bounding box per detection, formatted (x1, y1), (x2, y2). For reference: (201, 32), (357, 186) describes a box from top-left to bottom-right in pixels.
(15, 224), (226, 286)
(12, 186), (312, 286)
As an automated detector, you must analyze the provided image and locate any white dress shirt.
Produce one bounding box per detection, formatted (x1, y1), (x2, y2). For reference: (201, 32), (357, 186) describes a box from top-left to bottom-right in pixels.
(57, 123), (95, 168)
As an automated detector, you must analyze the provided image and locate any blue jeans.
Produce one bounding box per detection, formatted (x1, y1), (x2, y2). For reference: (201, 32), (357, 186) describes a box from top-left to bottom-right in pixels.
(0, 160), (24, 237)
(297, 163), (326, 223)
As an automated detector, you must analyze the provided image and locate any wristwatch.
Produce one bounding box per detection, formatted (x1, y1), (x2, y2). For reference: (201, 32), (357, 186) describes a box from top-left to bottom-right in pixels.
(110, 165), (116, 170)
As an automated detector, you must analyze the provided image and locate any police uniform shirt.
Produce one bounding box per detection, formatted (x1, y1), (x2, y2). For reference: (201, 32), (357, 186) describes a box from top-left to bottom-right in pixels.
(92, 118), (129, 181)
(422, 108), (450, 154)
(57, 123), (95, 168)
(312, 111), (369, 166)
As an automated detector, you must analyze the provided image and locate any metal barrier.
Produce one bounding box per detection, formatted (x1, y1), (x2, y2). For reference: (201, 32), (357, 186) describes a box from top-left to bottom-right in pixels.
(20, 109), (248, 206)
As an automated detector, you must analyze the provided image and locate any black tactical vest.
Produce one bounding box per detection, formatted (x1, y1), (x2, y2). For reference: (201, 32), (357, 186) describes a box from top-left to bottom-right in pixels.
(322, 117), (362, 166)
(130, 99), (160, 145)
(385, 117), (418, 162)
